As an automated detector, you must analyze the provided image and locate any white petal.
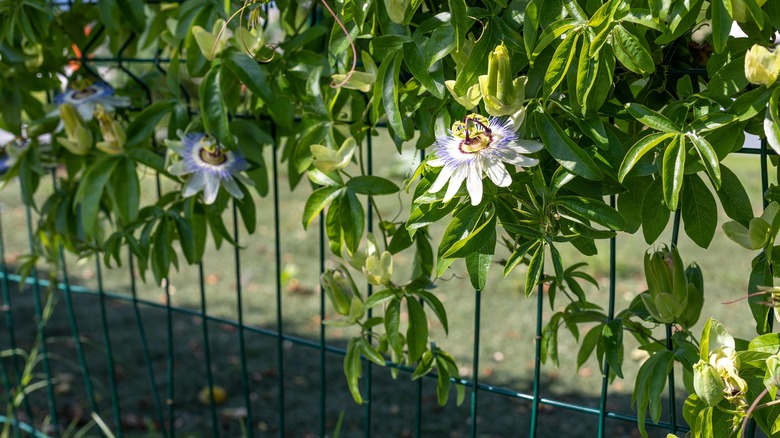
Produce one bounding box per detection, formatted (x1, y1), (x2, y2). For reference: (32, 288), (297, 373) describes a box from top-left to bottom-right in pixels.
(509, 155), (539, 167)
(485, 161), (511, 187)
(443, 166), (467, 202)
(78, 102), (96, 121)
(182, 172), (206, 198)
(512, 140), (544, 154)
(169, 161), (191, 176)
(427, 157), (445, 167)
(203, 175), (220, 204)
(222, 177), (244, 199)
(466, 163), (483, 205)
(429, 165), (455, 193)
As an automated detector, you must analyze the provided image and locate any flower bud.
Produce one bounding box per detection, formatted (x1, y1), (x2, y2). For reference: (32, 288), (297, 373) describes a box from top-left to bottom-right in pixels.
(745, 45), (780, 87)
(95, 105), (126, 155)
(59, 103), (93, 155)
(478, 43), (527, 117)
(693, 360), (725, 407)
(766, 353), (780, 387)
(364, 251), (393, 286)
(321, 269), (355, 316)
(311, 138), (356, 172)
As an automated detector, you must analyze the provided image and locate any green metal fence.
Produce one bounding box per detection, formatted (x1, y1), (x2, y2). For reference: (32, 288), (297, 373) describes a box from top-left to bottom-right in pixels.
(0, 1), (774, 437)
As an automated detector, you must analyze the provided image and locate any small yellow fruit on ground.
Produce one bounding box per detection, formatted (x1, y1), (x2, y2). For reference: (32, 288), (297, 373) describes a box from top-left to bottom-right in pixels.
(198, 385), (228, 405)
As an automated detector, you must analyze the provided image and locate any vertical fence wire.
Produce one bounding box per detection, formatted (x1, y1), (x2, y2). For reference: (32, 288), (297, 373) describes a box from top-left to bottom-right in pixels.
(0, 350), (21, 438)
(597, 195), (618, 437)
(95, 258), (123, 436)
(364, 130), (374, 437)
(197, 262), (220, 437)
(271, 125), (286, 436)
(667, 209), (683, 434)
(470, 290), (481, 438)
(0, 210), (34, 428)
(25, 205), (59, 437)
(318, 213), (327, 437)
(529, 262), (545, 437)
(232, 202), (254, 437)
(155, 174), (176, 437)
(127, 251), (168, 437)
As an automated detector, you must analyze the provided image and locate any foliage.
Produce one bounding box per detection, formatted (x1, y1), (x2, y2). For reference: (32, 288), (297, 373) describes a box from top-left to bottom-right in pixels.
(1, 0), (780, 435)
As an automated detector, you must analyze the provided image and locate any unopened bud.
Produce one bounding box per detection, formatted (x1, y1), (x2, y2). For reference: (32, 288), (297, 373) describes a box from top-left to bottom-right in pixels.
(321, 270), (355, 316)
(364, 251), (393, 286)
(745, 45), (780, 87)
(59, 103), (92, 155)
(693, 360), (725, 407)
(95, 105), (126, 155)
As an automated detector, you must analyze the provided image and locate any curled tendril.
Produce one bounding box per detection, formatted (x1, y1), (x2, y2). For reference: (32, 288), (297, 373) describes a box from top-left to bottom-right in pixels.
(212, 0), (276, 63)
(319, 0), (357, 88)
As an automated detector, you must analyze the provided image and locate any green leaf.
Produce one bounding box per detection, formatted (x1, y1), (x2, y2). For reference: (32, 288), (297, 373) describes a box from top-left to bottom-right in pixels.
(536, 111), (603, 180)
(416, 290), (449, 335)
(74, 157), (120, 236)
(504, 239), (540, 277)
(406, 296), (428, 362)
(116, 0), (146, 33)
(681, 174), (718, 248)
(662, 135), (685, 211)
(110, 157), (140, 225)
(344, 339), (364, 404)
(642, 178), (671, 244)
(448, 0), (469, 50)
(544, 31), (579, 96)
(634, 350), (674, 437)
(730, 85), (773, 121)
(381, 52), (411, 141)
(618, 133), (676, 181)
(687, 134), (721, 189)
(749, 258), (772, 335)
(302, 186), (344, 229)
(199, 66), (233, 147)
(403, 41), (444, 99)
(442, 207), (496, 259)
(577, 324), (603, 369)
(173, 215), (198, 264)
(465, 229), (496, 290)
(711, 0), (732, 53)
(575, 35), (599, 115)
(625, 103), (681, 133)
(716, 165), (754, 227)
(385, 297), (403, 355)
(340, 190), (365, 254)
(613, 25), (655, 75)
(435, 358), (451, 405)
(223, 50), (273, 103)
(125, 100), (176, 148)
(525, 243), (544, 297)
(722, 221), (753, 250)
(555, 196), (627, 231)
(347, 176), (400, 195)
(602, 318), (624, 378)
(359, 338), (386, 366)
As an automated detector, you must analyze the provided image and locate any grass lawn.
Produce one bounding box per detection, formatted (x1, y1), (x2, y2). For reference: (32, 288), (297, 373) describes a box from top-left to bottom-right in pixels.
(0, 132), (771, 437)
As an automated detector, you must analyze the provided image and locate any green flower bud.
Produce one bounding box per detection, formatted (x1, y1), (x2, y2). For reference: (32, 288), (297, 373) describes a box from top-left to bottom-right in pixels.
(477, 43), (527, 117)
(445, 80), (482, 111)
(364, 251), (393, 286)
(311, 138), (356, 172)
(643, 246), (689, 323)
(59, 103), (93, 155)
(321, 269), (355, 316)
(745, 45), (780, 87)
(95, 105), (126, 155)
(693, 360), (725, 407)
(766, 353), (780, 387)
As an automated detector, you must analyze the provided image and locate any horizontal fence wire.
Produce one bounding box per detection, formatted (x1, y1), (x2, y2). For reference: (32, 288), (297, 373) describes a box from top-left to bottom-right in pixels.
(0, 2), (773, 437)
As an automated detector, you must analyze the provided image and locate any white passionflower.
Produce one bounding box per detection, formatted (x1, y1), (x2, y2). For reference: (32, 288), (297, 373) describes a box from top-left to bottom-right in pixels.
(166, 133), (253, 205)
(54, 80), (130, 122)
(427, 114), (543, 205)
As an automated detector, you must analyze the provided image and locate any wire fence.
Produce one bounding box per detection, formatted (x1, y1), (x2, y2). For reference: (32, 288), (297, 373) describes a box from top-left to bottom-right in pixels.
(0, 2), (775, 438)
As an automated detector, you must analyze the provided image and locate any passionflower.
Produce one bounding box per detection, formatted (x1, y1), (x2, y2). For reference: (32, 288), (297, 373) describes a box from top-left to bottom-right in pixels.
(427, 113), (543, 205)
(744, 45), (780, 87)
(166, 133), (252, 205)
(54, 80), (130, 122)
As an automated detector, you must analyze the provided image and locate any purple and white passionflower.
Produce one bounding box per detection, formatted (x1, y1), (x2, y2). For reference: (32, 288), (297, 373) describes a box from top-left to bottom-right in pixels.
(166, 133), (252, 205)
(427, 114), (543, 206)
(54, 80), (130, 122)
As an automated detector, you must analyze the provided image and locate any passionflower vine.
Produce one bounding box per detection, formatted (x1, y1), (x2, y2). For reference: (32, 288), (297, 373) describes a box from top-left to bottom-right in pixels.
(166, 133), (252, 205)
(427, 114), (543, 205)
(54, 80), (130, 122)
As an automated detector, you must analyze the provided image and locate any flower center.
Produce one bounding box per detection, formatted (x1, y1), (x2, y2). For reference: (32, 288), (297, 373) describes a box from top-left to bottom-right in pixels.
(459, 133), (492, 154)
(71, 86), (98, 100)
(199, 143), (228, 165)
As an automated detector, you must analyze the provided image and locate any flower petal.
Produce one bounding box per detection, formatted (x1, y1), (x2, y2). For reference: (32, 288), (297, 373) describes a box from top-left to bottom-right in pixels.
(444, 166), (467, 202)
(511, 139), (544, 154)
(485, 161), (511, 187)
(222, 176), (244, 199)
(427, 157), (445, 167)
(182, 172), (206, 198)
(169, 161), (191, 176)
(203, 175), (220, 204)
(509, 155), (539, 167)
(77, 102), (96, 121)
(466, 162), (483, 205)
(429, 165), (455, 193)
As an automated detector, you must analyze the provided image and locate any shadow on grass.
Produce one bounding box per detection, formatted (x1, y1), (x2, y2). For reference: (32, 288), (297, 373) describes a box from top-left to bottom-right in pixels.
(0, 280), (689, 438)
